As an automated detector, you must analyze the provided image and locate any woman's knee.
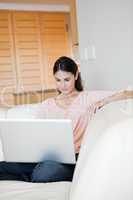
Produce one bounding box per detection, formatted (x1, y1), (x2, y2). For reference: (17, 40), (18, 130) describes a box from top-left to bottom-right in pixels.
(31, 160), (75, 183)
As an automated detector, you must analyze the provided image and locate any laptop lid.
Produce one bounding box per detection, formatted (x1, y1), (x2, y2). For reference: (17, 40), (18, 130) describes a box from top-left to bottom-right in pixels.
(0, 119), (76, 164)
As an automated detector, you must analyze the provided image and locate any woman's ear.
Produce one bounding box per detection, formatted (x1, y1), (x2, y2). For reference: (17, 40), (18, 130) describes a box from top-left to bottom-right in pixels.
(75, 71), (79, 80)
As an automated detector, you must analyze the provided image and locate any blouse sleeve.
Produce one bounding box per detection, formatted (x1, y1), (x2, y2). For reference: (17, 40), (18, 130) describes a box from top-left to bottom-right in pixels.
(86, 90), (117, 105)
(80, 90), (117, 115)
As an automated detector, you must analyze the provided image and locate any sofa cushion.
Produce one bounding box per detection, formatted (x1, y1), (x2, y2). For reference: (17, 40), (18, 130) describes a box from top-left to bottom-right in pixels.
(0, 181), (71, 200)
(70, 100), (133, 200)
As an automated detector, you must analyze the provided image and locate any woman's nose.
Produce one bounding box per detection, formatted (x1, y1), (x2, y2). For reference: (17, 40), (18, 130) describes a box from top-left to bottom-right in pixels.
(61, 81), (66, 89)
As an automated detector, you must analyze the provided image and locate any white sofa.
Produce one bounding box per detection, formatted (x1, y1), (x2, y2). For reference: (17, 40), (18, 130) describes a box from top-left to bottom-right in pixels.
(0, 99), (133, 200)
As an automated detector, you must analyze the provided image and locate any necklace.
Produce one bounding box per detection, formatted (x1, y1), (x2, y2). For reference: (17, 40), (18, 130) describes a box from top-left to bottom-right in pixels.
(55, 90), (81, 109)
(59, 90), (79, 100)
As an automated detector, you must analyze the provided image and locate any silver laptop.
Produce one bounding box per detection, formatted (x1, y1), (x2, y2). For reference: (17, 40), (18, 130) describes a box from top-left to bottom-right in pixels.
(0, 119), (76, 164)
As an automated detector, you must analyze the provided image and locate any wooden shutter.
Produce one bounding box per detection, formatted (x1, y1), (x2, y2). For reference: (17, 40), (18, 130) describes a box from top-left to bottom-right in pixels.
(13, 11), (44, 93)
(39, 12), (71, 89)
(0, 11), (16, 107)
(0, 11), (72, 107)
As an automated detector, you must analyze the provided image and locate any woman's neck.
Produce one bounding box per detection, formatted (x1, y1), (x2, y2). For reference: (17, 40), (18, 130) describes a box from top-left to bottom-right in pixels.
(60, 90), (79, 98)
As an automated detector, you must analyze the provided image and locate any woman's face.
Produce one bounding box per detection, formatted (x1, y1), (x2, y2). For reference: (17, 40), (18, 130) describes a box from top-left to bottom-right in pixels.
(54, 70), (76, 94)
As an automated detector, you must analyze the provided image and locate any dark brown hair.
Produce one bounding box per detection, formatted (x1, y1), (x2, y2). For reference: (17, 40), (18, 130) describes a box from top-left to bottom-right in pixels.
(53, 56), (84, 91)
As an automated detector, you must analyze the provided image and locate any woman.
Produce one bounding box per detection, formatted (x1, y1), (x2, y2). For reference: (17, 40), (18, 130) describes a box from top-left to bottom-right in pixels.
(0, 56), (133, 182)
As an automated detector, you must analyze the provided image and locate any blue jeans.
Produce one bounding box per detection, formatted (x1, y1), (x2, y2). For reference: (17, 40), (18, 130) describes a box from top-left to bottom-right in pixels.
(0, 155), (78, 182)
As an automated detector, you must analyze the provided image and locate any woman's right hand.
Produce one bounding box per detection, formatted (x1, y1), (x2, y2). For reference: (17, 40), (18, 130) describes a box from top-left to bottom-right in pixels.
(95, 100), (106, 110)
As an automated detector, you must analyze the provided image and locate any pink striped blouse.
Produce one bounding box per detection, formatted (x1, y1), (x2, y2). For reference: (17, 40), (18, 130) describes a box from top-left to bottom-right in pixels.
(36, 90), (115, 153)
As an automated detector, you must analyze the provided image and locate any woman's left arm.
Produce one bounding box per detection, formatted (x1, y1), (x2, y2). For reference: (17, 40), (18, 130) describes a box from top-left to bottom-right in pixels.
(95, 90), (133, 110)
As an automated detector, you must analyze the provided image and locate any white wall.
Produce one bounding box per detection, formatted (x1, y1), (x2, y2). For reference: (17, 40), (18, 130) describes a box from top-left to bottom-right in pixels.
(76, 0), (133, 90)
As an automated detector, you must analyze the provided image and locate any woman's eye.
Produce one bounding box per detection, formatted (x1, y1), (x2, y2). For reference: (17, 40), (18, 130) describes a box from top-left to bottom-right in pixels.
(65, 79), (70, 82)
(56, 79), (60, 82)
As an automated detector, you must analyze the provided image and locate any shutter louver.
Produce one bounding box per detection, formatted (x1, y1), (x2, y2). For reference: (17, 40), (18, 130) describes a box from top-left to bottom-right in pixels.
(13, 12), (44, 93)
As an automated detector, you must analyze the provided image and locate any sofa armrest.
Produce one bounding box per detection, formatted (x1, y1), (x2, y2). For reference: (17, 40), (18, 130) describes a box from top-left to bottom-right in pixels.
(70, 100), (133, 200)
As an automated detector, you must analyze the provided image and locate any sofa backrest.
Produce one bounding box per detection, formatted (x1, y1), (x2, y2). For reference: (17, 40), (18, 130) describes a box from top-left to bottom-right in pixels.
(0, 107), (8, 119)
(70, 100), (133, 200)
(6, 103), (41, 119)
(0, 103), (41, 119)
